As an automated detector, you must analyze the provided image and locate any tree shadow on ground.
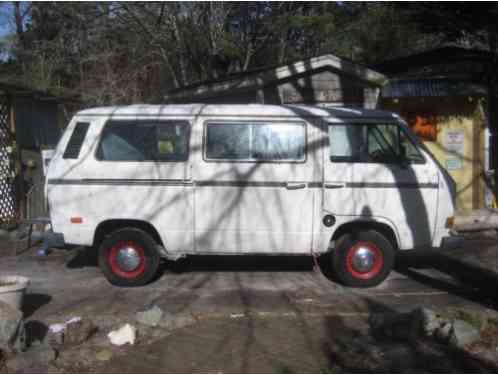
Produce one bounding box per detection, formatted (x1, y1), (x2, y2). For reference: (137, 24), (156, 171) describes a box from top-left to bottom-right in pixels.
(323, 298), (498, 373)
(395, 246), (498, 309)
(167, 254), (315, 273)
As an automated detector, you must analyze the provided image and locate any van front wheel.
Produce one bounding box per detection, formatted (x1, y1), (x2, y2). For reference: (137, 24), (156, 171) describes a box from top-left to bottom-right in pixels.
(98, 228), (160, 287)
(332, 230), (394, 288)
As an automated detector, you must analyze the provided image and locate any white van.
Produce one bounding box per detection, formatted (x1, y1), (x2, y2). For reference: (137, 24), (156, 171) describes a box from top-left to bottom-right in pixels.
(46, 104), (461, 287)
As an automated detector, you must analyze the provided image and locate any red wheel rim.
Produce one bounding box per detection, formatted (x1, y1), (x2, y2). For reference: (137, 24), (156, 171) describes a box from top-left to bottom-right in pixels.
(345, 241), (384, 280)
(108, 241), (146, 279)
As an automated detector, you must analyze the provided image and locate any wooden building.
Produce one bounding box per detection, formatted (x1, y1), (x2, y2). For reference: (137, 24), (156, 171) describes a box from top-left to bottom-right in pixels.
(165, 49), (494, 211)
(0, 82), (64, 223)
(164, 54), (387, 108)
(374, 47), (492, 211)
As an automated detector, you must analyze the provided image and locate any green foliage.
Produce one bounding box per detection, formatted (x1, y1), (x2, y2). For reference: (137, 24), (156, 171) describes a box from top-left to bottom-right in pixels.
(0, 1), (489, 106)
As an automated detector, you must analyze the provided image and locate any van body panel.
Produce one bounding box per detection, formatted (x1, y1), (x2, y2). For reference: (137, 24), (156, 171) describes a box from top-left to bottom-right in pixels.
(47, 115), (195, 252)
(46, 104), (456, 256)
(192, 116), (318, 253)
(349, 151), (439, 249)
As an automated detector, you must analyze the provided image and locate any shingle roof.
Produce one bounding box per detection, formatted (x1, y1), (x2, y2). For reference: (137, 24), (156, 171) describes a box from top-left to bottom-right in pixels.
(164, 54), (387, 102)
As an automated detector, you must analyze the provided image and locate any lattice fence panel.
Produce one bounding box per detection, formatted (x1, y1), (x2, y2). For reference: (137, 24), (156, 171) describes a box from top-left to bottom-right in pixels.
(0, 96), (16, 222)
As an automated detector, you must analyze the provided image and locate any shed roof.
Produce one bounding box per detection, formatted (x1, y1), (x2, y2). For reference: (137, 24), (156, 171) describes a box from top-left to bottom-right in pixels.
(164, 54), (387, 102)
(382, 78), (487, 98)
(0, 81), (63, 101)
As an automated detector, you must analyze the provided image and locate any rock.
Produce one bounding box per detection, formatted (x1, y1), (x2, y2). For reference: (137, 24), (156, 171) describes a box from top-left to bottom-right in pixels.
(434, 322), (453, 343)
(370, 308), (446, 342)
(6, 346), (56, 372)
(413, 340), (460, 372)
(45, 317), (96, 349)
(108, 324), (136, 346)
(414, 307), (441, 337)
(136, 305), (163, 327)
(328, 337), (389, 372)
(95, 348), (113, 362)
(449, 319), (481, 349)
(0, 300), (25, 353)
(369, 311), (419, 341)
(45, 328), (64, 348)
(63, 318), (97, 347)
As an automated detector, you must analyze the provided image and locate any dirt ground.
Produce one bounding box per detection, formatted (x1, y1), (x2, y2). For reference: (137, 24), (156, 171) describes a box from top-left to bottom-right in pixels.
(2, 236), (498, 373)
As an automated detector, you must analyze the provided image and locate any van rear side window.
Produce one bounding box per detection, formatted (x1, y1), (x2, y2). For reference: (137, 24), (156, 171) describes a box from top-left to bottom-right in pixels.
(97, 120), (189, 162)
(205, 122), (305, 162)
(63, 122), (90, 159)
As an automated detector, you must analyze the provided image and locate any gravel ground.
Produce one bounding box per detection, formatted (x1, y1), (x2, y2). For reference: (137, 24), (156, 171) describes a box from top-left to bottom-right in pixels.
(0, 236), (498, 372)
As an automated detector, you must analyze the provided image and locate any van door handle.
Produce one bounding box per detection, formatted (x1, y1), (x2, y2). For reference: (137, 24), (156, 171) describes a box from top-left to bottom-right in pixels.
(286, 182), (306, 190)
(324, 182), (346, 189)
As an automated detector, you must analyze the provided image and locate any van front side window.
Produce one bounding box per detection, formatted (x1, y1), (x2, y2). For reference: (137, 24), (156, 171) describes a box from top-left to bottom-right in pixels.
(328, 124), (424, 164)
(97, 120), (189, 162)
(205, 122), (305, 161)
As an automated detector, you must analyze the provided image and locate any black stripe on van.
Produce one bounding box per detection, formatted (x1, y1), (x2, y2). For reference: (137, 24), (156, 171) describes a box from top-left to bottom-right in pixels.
(47, 179), (192, 186)
(195, 181), (286, 188)
(47, 179), (438, 189)
(346, 182), (438, 189)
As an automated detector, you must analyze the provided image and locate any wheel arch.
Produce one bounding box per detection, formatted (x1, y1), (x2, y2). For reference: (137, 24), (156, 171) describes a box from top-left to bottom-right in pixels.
(330, 219), (399, 251)
(93, 219), (164, 249)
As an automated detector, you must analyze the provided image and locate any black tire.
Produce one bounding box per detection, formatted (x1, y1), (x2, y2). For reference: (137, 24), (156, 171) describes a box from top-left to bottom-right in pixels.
(332, 230), (395, 288)
(98, 227), (160, 287)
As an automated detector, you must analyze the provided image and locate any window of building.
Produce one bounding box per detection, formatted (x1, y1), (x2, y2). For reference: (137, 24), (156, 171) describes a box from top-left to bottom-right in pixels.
(205, 122), (305, 161)
(97, 120), (189, 161)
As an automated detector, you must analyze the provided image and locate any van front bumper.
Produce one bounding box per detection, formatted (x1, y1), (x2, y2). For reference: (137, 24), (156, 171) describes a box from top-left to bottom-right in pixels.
(440, 235), (464, 250)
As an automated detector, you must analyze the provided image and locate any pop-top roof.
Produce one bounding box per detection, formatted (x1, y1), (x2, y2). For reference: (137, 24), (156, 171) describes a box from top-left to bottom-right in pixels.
(77, 103), (399, 120)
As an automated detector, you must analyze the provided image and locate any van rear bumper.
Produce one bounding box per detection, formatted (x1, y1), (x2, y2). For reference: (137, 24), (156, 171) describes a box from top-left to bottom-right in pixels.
(439, 235), (464, 250)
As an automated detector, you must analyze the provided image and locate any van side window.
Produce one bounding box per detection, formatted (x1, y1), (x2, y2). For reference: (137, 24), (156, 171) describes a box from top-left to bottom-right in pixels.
(97, 120), (189, 161)
(205, 122), (305, 161)
(328, 124), (424, 164)
(63, 122), (90, 159)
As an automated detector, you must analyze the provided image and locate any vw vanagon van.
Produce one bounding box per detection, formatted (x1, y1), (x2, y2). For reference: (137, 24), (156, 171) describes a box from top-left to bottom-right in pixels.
(46, 104), (460, 287)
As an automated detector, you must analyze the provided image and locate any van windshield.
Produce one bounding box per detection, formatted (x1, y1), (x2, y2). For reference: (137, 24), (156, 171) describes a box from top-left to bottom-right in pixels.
(328, 123), (425, 164)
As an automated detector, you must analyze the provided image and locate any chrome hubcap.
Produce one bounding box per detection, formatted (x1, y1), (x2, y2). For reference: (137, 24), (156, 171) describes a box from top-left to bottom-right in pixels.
(351, 247), (376, 273)
(116, 246), (141, 271)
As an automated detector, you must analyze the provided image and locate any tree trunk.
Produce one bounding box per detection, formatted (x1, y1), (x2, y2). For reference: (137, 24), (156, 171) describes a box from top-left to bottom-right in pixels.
(242, 45), (252, 72)
(170, 12), (188, 86)
(13, 2), (26, 49)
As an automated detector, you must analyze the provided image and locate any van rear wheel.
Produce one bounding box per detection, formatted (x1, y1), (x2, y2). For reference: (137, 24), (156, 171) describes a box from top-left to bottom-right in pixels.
(332, 230), (394, 287)
(98, 228), (160, 287)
